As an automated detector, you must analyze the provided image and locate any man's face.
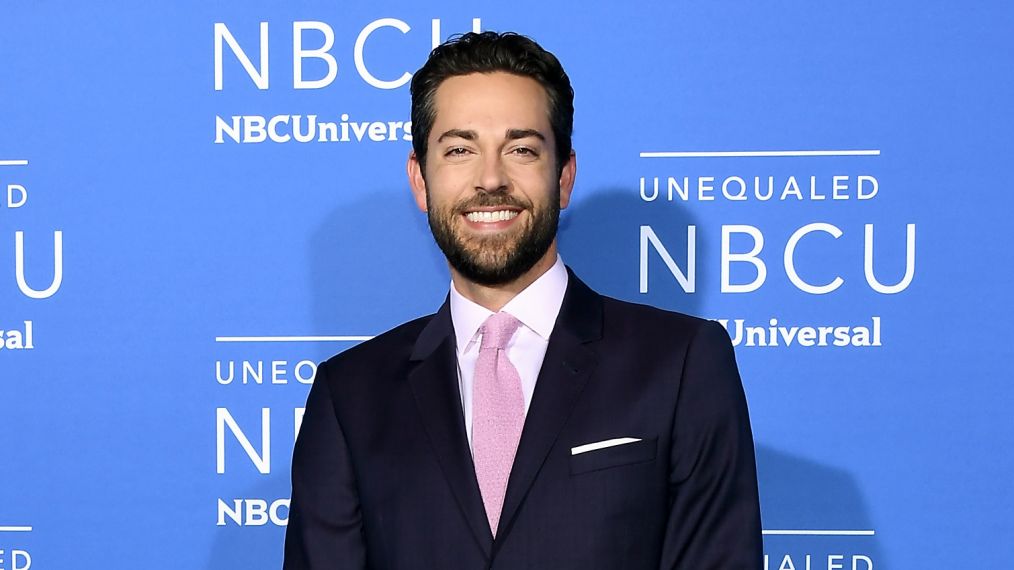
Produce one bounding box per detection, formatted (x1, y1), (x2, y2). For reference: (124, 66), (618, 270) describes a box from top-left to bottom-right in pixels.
(408, 72), (575, 286)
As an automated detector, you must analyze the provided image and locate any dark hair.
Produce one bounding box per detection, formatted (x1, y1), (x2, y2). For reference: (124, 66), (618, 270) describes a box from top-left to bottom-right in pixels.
(410, 31), (574, 175)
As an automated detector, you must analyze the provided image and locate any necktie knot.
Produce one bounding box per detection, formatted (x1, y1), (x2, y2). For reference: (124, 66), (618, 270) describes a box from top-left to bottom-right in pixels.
(480, 311), (522, 351)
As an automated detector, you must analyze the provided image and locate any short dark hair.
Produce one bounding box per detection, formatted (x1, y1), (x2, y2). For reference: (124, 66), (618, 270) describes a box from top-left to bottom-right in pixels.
(410, 31), (574, 175)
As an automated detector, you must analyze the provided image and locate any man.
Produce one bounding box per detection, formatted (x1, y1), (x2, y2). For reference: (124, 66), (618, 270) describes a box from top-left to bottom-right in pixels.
(284, 32), (762, 569)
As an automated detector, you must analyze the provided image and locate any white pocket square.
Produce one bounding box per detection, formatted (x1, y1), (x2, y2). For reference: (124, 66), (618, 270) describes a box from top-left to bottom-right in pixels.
(571, 437), (642, 455)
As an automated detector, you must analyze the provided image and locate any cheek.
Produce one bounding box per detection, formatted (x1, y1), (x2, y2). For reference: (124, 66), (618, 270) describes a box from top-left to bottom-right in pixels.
(524, 174), (562, 207)
(503, 163), (551, 190)
(427, 168), (473, 203)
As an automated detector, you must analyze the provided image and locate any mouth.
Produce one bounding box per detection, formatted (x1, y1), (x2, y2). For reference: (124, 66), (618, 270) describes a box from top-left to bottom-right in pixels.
(463, 208), (521, 223)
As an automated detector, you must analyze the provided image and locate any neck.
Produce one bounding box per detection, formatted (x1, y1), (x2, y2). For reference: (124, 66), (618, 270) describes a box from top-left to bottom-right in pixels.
(450, 243), (559, 312)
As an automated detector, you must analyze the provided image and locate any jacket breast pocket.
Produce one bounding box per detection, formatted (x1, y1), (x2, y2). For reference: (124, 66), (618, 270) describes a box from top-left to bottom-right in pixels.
(569, 437), (658, 475)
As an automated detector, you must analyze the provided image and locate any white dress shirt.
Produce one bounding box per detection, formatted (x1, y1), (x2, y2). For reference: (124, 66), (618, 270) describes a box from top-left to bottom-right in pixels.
(449, 255), (569, 450)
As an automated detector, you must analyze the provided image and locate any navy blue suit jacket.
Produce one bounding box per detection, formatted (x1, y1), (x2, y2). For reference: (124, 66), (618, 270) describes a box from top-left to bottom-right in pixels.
(284, 270), (763, 569)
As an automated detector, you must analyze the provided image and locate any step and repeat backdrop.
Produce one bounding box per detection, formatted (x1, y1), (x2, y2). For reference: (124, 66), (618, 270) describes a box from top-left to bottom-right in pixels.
(2, 1), (1012, 568)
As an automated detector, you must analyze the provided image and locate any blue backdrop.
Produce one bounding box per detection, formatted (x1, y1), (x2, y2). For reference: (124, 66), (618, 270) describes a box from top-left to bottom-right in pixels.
(2, 1), (1012, 568)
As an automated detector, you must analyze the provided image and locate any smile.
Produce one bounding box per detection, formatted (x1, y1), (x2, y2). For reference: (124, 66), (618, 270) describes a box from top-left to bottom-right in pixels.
(464, 210), (520, 223)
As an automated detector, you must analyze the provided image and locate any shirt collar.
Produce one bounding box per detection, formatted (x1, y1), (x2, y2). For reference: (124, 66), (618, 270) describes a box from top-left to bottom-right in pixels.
(449, 255), (569, 353)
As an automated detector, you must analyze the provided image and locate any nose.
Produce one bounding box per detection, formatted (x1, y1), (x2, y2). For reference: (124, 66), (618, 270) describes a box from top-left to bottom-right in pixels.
(475, 152), (509, 194)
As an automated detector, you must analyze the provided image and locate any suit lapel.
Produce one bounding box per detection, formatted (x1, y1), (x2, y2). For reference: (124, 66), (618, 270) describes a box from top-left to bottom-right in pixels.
(496, 270), (603, 543)
(407, 300), (493, 557)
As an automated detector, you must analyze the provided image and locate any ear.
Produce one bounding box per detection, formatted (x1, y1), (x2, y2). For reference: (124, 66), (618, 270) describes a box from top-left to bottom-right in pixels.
(558, 149), (577, 209)
(407, 151), (428, 212)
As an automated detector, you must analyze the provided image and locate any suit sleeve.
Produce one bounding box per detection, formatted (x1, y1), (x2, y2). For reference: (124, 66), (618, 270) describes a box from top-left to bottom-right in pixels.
(659, 320), (763, 569)
(283, 361), (367, 569)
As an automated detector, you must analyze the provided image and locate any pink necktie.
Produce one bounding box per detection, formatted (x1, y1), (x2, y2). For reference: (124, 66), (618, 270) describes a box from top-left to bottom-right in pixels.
(472, 311), (525, 537)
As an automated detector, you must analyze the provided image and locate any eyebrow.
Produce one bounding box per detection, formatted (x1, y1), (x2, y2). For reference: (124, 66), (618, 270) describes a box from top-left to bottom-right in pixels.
(436, 129), (477, 142)
(505, 128), (546, 142)
(435, 128), (547, 143)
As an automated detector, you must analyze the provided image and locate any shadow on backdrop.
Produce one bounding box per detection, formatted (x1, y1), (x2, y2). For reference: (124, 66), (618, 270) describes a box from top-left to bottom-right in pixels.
(206, 188), (445, 569)
(309, 189), (449, 363)
(757, 445), (885, 567)
(559, 187), (707, 315)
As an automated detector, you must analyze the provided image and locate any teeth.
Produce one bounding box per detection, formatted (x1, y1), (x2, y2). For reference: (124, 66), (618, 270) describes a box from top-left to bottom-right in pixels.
(465, 210), (519, 223)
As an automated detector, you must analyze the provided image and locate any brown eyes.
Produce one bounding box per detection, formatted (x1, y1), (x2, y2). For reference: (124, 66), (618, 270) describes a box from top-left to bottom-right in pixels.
(442, 146), (539, 158)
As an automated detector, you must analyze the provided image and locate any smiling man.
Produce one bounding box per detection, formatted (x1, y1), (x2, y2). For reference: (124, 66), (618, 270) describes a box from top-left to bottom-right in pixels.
(412, 70), (570, 310)
(284, 32), (763, 569)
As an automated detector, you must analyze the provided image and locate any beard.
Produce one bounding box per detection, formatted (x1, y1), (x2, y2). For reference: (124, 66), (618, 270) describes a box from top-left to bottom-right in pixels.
(426, 189), (560, 287)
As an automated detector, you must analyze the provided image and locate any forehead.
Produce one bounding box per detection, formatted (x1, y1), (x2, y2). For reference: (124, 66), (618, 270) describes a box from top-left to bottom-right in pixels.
(430, 72), (552, 136)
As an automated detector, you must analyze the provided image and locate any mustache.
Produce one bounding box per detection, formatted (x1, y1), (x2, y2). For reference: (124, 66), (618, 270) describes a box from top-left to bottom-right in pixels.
(453, 193), (530, 213)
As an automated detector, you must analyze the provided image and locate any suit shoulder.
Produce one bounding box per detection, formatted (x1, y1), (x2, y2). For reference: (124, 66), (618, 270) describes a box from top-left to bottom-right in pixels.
(321, 313), (434, 373)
